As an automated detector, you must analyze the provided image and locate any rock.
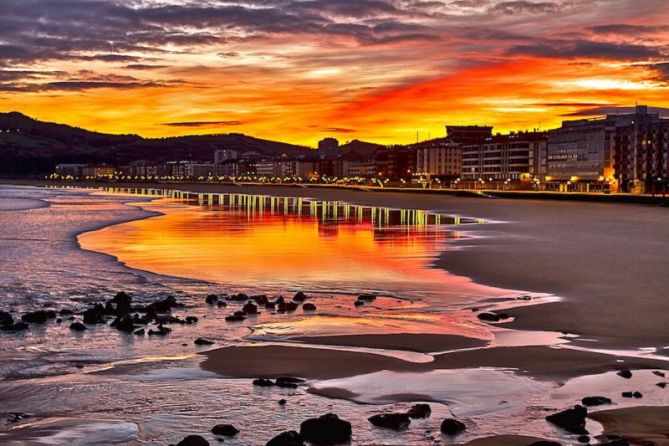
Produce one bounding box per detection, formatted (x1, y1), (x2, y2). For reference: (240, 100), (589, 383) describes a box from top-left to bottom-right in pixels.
(581, 396), (612, 406)
(6, 413), (28, 423)
(440, 418), (466, 435)
(357, 293), (376, 302)
(0, 311), (13, 328)
(299, 413), (352, 445)
(278, 399), (287, 405)
(83, 304), (107, 324)
(110, 315), (136, 333)
(59, 309), (74, 316)
(185, 316), (198, 324)
(225, 314), (246, 322)
(545, 405), (587, 434)
(577, 435), (590, 443)
(354, 300), (365, 307)
(406, 403), (431, 419)
(266, 430), (305, 446)
(252, 295), (269, 305)
(21, 310), (56, 324)
(302, 303), (317, 311)
(4, 321), (29, 331)
(253, 378), (275, 387)
(276, 377), (305, 385)
(194, 338), (214, 345)
(205, 294), (219, 305)
(146, 296), (180, 313)
(69, 321), (87, 332)
(134, 328), (145, 336)
(368, 413), (411, 430)
(56, 318), (62, 323)
(285, 302), (298, 312)
(477, 312), (502, 322)
(228, 293), (249, 302)
(216, 301), (227, 308)
(211, 424), (239, 437)
(111, 292), (132, 315)
(657, 382), (667, 388)
(621, 391), (642, 398)
(147, 324), (171, 336)
(176, 435), (209, 446)
(652, 371), (665, 377)
(242, 302), (258, 314)
(293, 292), (308, 302)
(616, 369), (632, 379)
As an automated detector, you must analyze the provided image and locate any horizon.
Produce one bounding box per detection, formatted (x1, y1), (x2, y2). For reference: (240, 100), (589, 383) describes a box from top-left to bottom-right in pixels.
(1, 1), (668, 146)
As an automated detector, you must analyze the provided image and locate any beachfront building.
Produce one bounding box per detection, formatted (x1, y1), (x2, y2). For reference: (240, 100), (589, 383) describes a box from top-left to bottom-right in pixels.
(343, 157), (377, 177)
(445, 125), (493, 144)
(214, 149), (238, 164)
(461, 131), (547, 189)
(415, 138), (461, 179)
(375, 146), (416, 179)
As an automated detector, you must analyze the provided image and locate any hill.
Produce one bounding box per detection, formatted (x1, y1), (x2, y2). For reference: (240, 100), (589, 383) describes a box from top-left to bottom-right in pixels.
(0, 112), (312, 175)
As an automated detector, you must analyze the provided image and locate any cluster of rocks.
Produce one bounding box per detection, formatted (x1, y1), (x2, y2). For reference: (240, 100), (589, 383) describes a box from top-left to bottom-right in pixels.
(353, 293), (376, 307)
(204, 291), (318, 323)
(252, 377), (306, 389)
(367, 403), (431, 430)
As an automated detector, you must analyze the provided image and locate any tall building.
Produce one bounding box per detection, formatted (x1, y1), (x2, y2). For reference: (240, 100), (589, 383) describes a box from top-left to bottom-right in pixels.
(461, 131), (547, 182)
(446, 125), (493, 145)
(318, 137), (339, 157)
(414, 138), (461, 178)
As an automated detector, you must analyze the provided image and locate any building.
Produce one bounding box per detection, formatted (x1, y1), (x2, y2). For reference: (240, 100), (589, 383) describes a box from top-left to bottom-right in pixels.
(414, 138), (461, 179)
(127, 160), (159, 178)
(214, 149), (239, 164)
(81, 165), (117, 178)
(343, 157), (377, 177)
(55, 163), (87, 178)
(446, 125), (493, 145)
(376, 146), (416, 179)
(462, 131), (547, 185)
(317, 137), (339, 157)
(613, 106), (669, 193)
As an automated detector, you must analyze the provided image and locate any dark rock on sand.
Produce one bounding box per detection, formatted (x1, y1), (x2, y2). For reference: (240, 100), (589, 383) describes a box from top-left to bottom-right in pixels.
(253, 378), (275, 387)
(293, 292), (308, 302)
(652, 371), (665, 377)
(83, 304), (107, 324)
(657, 382), (667, 388)
(302, 303), (317, 311)
(147, 324), (171, 336)
(59, 309), (74, 315)
(0, 311), (13, 328)
(69, 321), (87, 332)
(354, 300), (365, 307)
(146, 296), (181, 313)
(242, 302), (258, 314)
(577, 435), (590, 443)
(621, 391), (642, 398)
(110, 292), (132, 315)
(407, 403), (431, 419)
(211, 424), (239, 436)
(228, 293), (249, 302)
(581, 396), (612, 406)
(545, 405), (587, 434)
(205, 294), (219, 305)
(368, 413), (411, 430)
(477, 312), (510, 322)
(176, 435), (209, 446)
(216, 301), (227, 308)
(300, 413), (352, 445)
(440, 418), (466, 435)
(225, 314), (246, 322)
(616, 369), (632, 379)
(21, 310), (56, 324)
(266, 430), (304, 446)
(110, 315), (136, 333)
(134, 328), (145, 336)
(278, 399), (287, 405)
(194, 338), (214, 346)
(4, 321), (29, 331)
(276, 377), (305, 385)
(357, 293), (376, 302)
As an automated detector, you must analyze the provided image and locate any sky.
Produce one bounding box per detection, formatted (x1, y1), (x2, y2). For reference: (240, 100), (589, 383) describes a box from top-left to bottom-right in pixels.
(1, 0), (668, 146)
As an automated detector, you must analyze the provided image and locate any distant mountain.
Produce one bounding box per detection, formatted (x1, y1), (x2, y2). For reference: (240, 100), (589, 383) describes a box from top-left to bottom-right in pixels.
(0, 112), (312, 175)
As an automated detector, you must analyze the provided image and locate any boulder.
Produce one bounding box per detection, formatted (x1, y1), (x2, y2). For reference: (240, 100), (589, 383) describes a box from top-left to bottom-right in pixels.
(621, 391), (642, 399)
(211, 424), (239, 437)
(476, 312), (510, 322)
(205, 294), (219, 305)
(146, 296), (180, 313)
(545, 405), (587, 434)
(0, 311), (13, 328)
(616, 369), (632, 379)
(225, 314), (246, 322)
(194, 338), (214, 346)
(69, 322), (87, 332)
(299, 413), (352, 445)
(134, 328), (145, 336)
(228, 293), (249, 302)
(176, 435), (209, 446)
(440, 418), (466, 435)
(147, 324), (171, 336)
(216, 301), (227, 308)
(368, 413), (411, 430)
(278, 399), (287, 406)
(357, 293), (376, 302)
(276, 377), (305, 385)
(266, 430), (305, 446)
(581, 396), (612, 406)
(657, 382), (667, 388)
(253, 378), (275, 387)
(185, 316), (198, 324)
(5, 321), (28, 331)
(110, 292), (132, 315)
(406, 403), (431, 419)
(21, 310), (56, 324)
(285, 302), (298, 312)
(242, 302), (258, 314)
(302, 303), (317, 311)
(354, 300), (365, 307)
(83, 304), (107, 324)
(652, 371), (665, 378)
(110, 315), (136, 333)
(293, 292), (308, 302)
(577, 435), (590, 443)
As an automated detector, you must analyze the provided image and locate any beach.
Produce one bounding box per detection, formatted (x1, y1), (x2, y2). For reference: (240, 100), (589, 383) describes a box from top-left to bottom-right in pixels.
(1, 182), (668, 445)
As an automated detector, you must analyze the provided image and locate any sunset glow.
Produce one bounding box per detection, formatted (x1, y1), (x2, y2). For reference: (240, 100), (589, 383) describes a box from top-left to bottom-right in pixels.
(1, 1), (668, 145)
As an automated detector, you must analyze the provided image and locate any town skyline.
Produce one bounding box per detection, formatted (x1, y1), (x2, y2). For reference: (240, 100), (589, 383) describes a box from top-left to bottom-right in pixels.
(1, 1), (669, 145)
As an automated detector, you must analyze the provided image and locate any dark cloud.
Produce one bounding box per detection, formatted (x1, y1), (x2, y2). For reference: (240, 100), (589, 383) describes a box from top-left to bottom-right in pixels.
(542, 102), (617, 107)
(324, 127), (356, 133)
(488, 1), (562, 15)
(564, 106), (669, 117)
(125, 64), (169, 70)
(508, 40), (665, 60)
(163, 121), (243, 127)
(649, 62), (669, 83)
(589, 24), (669, 36)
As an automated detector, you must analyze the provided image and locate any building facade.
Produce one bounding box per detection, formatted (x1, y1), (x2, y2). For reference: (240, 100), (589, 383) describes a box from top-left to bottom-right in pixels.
(415, 139), (461, 178)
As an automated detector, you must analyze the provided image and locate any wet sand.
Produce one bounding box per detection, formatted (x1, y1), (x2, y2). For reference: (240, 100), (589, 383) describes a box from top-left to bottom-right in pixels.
(589, 406), (669, 446)
(461, 435), (557, 446)
(291, 333), (488, 353)
(201, 344), (668, 382)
